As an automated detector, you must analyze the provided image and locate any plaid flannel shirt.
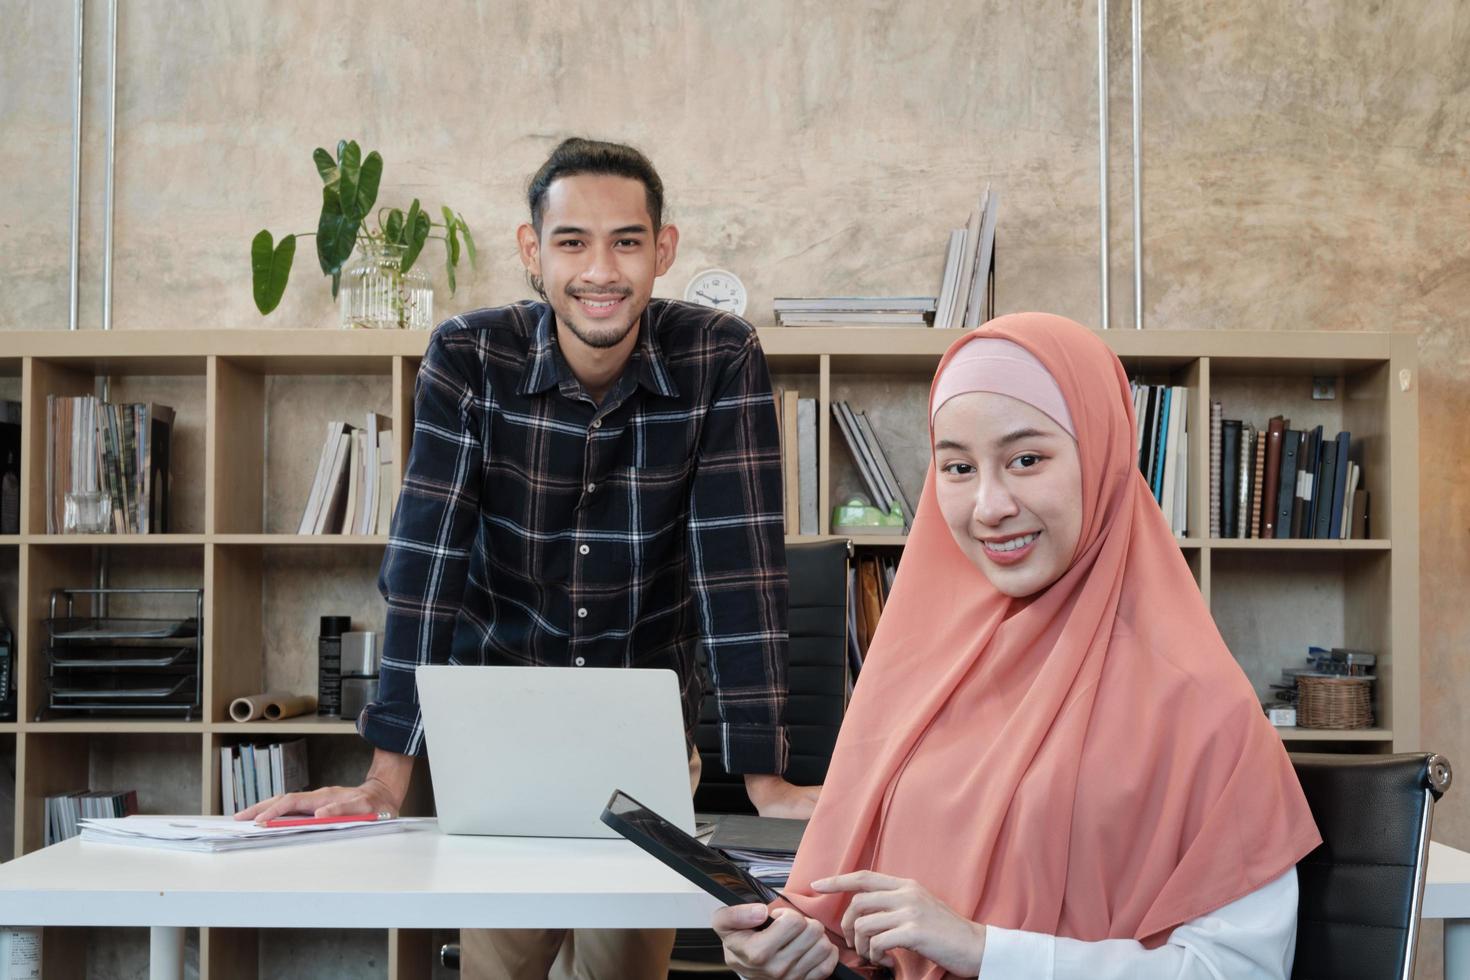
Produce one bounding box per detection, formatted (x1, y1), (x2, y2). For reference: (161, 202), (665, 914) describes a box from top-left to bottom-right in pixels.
(360, 299), (790, 775)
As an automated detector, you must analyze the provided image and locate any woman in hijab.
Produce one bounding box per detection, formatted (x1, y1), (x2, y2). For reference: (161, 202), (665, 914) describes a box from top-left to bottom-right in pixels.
(713, 313), (1321, 980)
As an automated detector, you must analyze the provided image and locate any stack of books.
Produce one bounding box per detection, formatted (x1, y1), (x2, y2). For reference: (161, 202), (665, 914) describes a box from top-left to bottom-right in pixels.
(45, 788), (139, 845)
(220, 739), (309, 816)
(45, 395), (174, 534)
(1209, 410), (1364, 539)
(831, 401), (914, 531)
(1130, 383), (1190, 536)
(773, 297), (936, 328)
(298, 414), (395, 535)
(933, 185), (1000, 329)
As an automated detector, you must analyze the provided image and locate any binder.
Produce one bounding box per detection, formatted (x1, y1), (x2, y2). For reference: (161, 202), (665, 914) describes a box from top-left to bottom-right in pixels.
(1327, 432), (1351, 541)
(1260, 417), (1286, 538)
(1313, 436), (1340, 539)
(1220, 420), (1241, 538)
(1275, 430), (1302, 539)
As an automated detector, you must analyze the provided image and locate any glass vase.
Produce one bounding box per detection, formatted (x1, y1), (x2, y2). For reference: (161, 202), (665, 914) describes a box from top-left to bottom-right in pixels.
(338, 240), (434, 330)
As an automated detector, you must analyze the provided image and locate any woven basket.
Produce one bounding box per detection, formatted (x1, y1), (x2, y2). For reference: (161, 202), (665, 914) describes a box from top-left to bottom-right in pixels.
(1296, 674), (1374, 730)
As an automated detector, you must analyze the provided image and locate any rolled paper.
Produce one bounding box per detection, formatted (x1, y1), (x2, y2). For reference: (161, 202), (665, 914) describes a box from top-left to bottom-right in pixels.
(229, 691), (318, 723)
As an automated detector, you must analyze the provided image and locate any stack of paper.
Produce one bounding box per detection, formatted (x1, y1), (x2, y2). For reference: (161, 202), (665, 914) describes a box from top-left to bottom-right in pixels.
(77, 814), (431, 853)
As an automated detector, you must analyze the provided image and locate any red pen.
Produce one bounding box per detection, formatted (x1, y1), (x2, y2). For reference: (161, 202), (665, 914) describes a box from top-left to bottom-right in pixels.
(262, 811), (394, 828)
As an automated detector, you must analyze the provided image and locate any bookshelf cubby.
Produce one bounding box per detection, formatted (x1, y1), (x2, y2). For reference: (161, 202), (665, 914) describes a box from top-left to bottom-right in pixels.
(0, 326), (1417, 978)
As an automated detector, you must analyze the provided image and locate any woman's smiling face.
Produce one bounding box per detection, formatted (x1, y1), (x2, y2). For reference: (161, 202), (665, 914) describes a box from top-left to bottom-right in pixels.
(932, 391), (1083, 598)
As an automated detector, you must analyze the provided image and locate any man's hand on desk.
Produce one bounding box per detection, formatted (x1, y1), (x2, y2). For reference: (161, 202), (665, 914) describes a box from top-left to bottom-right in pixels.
(235, 747), (414, 824)
(234, 778), (402, 824)
(744, 773), (822, 820)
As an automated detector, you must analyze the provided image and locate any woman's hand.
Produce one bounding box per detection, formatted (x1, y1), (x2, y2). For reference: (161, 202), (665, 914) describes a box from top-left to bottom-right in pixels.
(712, 903), (841, 980)
(814, 870), (987, 977)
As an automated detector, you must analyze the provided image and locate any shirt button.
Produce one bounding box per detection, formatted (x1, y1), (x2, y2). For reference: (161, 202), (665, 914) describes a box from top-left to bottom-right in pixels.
(577, 607), (588, 619)
(591, 419), (602, 430)
(579, 544), (590, 556)
(574, 656), (587, 667)
(586, 482), (596, 493)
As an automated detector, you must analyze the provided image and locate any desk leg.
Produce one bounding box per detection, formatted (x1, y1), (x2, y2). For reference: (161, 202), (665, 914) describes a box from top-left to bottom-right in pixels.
(1446, 919), (1470, 980)
(149, 926), (185, 980)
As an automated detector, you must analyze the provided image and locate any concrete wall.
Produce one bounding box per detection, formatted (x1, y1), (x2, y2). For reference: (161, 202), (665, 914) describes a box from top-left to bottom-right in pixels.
(4, 1), (1468, 976)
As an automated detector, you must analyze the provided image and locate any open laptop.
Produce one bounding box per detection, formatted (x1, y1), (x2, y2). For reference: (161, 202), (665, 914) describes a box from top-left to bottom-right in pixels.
(415, 664), (697, 838)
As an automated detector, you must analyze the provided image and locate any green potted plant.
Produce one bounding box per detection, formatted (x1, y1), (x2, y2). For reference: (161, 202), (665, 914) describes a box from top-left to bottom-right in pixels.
(251, 139), (475, 329)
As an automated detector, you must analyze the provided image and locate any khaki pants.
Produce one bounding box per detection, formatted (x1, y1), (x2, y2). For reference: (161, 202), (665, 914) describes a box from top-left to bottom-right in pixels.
(462, 751), (704, 980)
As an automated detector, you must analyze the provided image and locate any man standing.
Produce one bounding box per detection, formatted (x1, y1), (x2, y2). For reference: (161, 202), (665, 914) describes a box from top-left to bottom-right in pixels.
(242, 138), (816, 978)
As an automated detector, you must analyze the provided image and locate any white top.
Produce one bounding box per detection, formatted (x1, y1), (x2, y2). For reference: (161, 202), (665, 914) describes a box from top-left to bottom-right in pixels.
(0, 823), (721, 930)
(980, 869), (1297, 980)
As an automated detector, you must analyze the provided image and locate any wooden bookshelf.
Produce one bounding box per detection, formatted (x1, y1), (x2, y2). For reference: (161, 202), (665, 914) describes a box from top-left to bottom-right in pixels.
(0, 327), (1419, 978)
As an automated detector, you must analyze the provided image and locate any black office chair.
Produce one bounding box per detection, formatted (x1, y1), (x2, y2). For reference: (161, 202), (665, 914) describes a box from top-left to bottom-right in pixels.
(672, 538), (853, 974)
(1290, 751), (1452, 980)
(690, 538), (852, 813)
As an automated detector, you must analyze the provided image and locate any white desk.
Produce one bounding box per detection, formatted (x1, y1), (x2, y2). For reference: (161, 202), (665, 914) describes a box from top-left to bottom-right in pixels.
(0, 823), (721, 979)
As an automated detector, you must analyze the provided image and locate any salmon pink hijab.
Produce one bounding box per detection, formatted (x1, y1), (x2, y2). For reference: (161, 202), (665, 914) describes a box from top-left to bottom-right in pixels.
(785, 313), (1320, 977)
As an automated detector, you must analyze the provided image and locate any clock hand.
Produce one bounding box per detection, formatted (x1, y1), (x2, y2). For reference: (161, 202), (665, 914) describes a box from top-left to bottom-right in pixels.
(696, 291), (727, 305)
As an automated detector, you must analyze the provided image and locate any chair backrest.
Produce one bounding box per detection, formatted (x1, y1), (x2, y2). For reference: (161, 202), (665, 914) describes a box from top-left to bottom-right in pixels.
(1290, 751), (1451, 980)
(693, 539), (851, 814)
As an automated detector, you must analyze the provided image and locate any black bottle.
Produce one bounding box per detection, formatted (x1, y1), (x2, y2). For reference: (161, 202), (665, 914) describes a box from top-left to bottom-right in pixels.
(317, 616), (352, 717)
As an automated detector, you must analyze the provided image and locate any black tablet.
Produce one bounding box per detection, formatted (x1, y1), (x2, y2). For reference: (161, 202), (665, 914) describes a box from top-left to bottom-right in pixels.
(600, 788), (890, 980)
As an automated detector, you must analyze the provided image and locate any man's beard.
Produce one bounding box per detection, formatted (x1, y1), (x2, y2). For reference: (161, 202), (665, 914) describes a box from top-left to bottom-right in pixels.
(560, 288), (639, 349)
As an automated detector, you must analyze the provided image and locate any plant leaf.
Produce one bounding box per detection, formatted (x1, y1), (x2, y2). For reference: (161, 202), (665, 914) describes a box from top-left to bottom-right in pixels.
(312, 147), (337, 186)
(457, 212), (477, 268)
(251, 230), (296, 315)
(442, 205), (461, 265)
(316, 186), (359, 278)
(337, 141), (364, 221)
(345, 151), (382, 223)
(402, 200), (429, 271)
(384, 208), (404, 244)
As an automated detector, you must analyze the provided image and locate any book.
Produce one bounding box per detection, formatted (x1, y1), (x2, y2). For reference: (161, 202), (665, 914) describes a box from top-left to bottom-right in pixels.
(359, 412), (392, 535)
(314, 428), (355, 534)
(1275, 430), (1302, 540)
(1209, 401), (1223, 537)
(853, 410), (914, 526)
(1152, 388), (1171, 501)
(220, 746), (236, 816)
(376, 428), (396, 535)
(1293, 426), (1322, 538)
(1220, 419), (1241, 538)
(1340, 462), (1361, 539)
(1327, 431), (1351, 542)
(1313, 435), (1340, 539)
(1249, 424), (1267, 538)
(797, 398), (818, 535)
(832, 402), (887, 515)
(1236, 423), (1253, 539)
(298, 421), (344, 534)
(341, 429), (362, 536)
(1260, 417), (1286, 538)
(1351, 489), (1369, 539)
(782, 391), (800, 534)
(951, 200), (985, 328)
(964, 187), (1000, 329)
(932, 229), (967, 328)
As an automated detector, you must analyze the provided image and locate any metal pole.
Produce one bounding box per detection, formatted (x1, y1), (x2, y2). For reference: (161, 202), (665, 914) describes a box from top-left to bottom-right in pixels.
(69, 0), (84, 332)
(1131, 0), (1143, 329)
(1097, 0), (1111, 329)
(102, 0), (118, 333)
